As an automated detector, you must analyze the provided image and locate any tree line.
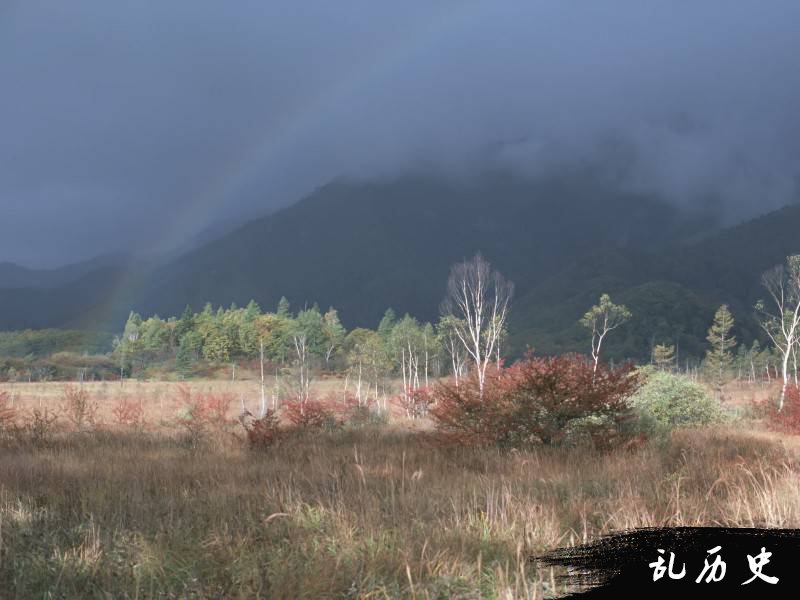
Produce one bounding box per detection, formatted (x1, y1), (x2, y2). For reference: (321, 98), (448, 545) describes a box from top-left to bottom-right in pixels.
(5, 252), (800, 414)
(112, 297), (474, 409)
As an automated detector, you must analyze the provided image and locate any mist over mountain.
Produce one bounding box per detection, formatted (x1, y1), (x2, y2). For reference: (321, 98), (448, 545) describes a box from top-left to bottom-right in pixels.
(2, 1), (800, 267)
(3, 2), (800, 360)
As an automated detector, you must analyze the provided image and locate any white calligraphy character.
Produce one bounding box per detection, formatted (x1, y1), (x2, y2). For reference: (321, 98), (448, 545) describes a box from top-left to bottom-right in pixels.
(742, 547), (779, 585)
(649, 549), (686, 581)
(695, 546), (727, 583)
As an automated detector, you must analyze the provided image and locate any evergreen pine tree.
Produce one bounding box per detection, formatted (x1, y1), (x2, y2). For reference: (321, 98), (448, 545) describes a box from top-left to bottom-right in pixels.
(276, 297), (291, 318)
(652, 344), (676, 371)
(377, 308), (397, 340)
(175, 305), (195, 339)
(175, 336), (195, 378)
(705, 304), (737, 389)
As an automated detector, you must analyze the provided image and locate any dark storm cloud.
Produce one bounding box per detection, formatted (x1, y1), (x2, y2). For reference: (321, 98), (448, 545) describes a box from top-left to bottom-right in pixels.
(2, 1), (799, 266)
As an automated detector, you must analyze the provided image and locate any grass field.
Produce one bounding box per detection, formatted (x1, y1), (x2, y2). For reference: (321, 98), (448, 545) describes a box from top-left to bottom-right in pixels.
(0, 377), (361, 428)
(0, 379), (798, 598)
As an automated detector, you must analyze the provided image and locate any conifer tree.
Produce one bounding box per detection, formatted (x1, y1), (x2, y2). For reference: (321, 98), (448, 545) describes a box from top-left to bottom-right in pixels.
(175, 336), (195, 378)
(276, 297), (291, 319)
(377, 308), (396, 340)
(652, 344), (676, 371)
(705, 304), (737, 390)
(175, 305), (195, 339)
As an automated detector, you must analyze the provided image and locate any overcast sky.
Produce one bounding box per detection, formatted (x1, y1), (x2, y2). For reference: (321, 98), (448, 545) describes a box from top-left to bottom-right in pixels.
(2, 1), (800, 267)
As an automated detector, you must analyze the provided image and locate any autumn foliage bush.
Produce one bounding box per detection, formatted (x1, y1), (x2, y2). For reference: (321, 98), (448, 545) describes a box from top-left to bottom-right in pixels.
(282, 392), (386, 431)
(761, 384), (800, 435)
(429, 353), (641, 450)
(241, 409), (281, 450)
(174, 385), (235, 445)
(112, 397), (147, 430)
(283, 394), (342, 430)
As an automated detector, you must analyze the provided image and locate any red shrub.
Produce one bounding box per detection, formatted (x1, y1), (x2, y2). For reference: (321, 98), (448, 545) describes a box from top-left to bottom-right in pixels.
(112, 396), (147, 429)
(762, 385), (800, 435)
(241, 410), (281, 449)
(428, 366), (507, 447)
(430, 353), (640, 450)
(174, 386), (233, 428)
(195, 393), (234, 427)
(283, 395), (342, 430)
(174, 388), (234, 447)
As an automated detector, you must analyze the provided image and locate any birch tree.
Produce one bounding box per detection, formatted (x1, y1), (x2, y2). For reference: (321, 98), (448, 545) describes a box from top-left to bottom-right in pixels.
(441, 253), (513, 396)
(292, 327), (311, 407)
(290, 307), (325, 410)
(389, 315), (423, 408)
(437, 315), (468, 386)
(580, 294), (631, 375)
(345, 328), (374, 406)
(322, 307), (346, 367)
(755, 255), (800, 410)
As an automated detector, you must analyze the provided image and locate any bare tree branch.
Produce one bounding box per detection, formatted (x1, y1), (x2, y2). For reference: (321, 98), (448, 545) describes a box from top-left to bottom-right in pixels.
(441, 253), (513, 397)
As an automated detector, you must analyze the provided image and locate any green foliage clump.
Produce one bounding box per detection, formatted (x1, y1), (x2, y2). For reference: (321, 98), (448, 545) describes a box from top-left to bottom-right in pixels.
(0, 329), (113, 358)
(630, 370), (725, 435)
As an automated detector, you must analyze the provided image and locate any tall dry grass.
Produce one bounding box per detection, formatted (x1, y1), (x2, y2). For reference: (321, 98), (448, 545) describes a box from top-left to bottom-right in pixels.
(0, 421), (799, 598)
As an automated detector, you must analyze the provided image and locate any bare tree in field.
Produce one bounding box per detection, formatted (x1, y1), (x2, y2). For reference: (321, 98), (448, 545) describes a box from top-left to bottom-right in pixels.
(292, 329), (311, 408)
(441, 253), (513, 397)
(437, 315), (468, 386)
(259, 337), (267, 417)
(580, 294), (631, 375)
(756, 255), (800, 410)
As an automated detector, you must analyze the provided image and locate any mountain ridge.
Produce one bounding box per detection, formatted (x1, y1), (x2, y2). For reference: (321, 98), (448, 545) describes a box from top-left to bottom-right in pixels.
(0, 173), (795, 361)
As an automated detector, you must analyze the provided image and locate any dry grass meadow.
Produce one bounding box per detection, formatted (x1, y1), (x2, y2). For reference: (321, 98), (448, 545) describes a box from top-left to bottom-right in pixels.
(1, 378), (799, 598)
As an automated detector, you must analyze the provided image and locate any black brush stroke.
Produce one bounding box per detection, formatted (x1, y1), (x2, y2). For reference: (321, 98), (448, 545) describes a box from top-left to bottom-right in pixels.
(533, 527), (800, 599)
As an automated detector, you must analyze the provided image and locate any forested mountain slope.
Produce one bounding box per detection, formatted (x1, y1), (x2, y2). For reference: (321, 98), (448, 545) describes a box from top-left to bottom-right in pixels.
(1, 173), (798, 361)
